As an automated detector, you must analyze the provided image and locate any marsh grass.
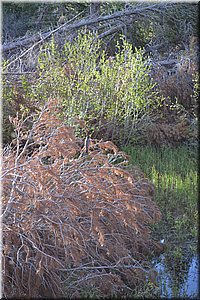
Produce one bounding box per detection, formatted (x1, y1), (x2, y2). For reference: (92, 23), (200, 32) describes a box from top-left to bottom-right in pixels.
(123, 145), (197, 244)
(123, 145), (198, 297)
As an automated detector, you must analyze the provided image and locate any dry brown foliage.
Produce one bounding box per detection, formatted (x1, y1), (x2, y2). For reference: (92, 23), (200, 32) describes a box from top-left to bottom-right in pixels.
(153, 64), (195, 109)
(2, 98), (162, 298)
(146, 119), (197, 147)
(152, 38), (198, 112)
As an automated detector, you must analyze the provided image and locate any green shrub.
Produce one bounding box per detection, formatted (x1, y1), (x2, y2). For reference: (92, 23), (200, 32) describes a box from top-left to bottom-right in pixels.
(3, 32), (162, 145)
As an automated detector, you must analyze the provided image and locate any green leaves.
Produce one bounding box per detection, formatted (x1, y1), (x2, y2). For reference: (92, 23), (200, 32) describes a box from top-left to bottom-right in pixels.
(3, 32), (162, 144)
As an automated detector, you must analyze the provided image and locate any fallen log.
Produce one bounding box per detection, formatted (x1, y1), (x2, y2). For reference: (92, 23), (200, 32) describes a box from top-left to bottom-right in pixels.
(2, 3), (170, 53)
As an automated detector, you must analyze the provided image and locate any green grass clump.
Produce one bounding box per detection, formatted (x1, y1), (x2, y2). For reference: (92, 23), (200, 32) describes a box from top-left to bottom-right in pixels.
(123, 145), (198, 247)
(123, 144), (198, 298)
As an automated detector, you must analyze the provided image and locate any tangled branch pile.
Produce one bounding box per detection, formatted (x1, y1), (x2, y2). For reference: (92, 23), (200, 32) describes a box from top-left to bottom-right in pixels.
(145, 118), (197, 148)
(2, 99), (162, 298)
(151, 35), (198, 113)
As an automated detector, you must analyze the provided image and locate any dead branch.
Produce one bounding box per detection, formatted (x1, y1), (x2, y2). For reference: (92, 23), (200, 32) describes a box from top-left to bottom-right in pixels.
(3, 3), (170, 54)
(2, 97), (162, 298)
(98, 24), (124, 39)
(154, 59), (178, 66)
(3, 10), (86, 53)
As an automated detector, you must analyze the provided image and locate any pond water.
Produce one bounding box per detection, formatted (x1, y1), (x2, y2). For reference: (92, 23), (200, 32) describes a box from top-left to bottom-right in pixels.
(153, 254), (199, 298)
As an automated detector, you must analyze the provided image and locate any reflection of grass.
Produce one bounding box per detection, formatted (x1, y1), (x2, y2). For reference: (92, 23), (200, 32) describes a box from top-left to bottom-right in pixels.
(123, 145), (198, 297)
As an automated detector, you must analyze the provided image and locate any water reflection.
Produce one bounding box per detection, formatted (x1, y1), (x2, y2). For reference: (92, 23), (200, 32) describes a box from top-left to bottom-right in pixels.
(179, 256), (199, 297)
(153, 255), (199, 298)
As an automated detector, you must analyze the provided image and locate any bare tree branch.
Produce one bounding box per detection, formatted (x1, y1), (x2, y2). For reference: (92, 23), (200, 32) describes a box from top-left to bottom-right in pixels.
(3, 3), (170, 54)
(2, 10), (86, 53)
(98, 24), (124, 39)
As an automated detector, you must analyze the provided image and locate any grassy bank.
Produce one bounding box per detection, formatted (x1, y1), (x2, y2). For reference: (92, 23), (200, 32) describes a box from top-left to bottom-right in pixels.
(123, 145), (198, 297)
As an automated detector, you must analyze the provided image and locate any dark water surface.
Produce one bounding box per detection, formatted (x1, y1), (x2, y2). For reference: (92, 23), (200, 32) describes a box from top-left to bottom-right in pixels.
(153, 255), (199, 298)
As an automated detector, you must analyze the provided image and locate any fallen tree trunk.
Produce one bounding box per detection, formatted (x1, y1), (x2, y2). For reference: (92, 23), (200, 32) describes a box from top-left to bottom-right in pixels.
(2, 10), (85, 53)
(2, 2), (170, 53)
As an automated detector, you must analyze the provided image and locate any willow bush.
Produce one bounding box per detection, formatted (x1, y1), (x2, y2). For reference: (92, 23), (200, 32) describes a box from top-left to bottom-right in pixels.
(3, 32), (162, 145)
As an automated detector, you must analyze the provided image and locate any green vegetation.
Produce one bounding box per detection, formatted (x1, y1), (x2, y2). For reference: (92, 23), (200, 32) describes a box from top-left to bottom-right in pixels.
(124, 145), (197, 244)
(3, 33), (161, 145)
(123, 144), (198, 297)
(2, 2), (198, 298)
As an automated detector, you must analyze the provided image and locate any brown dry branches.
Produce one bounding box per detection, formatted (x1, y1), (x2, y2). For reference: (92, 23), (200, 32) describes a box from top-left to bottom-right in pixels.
(2, 98), (162, 298)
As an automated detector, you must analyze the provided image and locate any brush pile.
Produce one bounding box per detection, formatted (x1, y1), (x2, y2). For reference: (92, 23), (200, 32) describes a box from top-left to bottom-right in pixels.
(146, 119), (197, 147)
(2, 99), (162, 298)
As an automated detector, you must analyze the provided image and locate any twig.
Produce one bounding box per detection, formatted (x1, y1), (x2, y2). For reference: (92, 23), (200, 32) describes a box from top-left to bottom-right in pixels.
(3, 72), (35, 75)
(58, 263), (148, 272)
